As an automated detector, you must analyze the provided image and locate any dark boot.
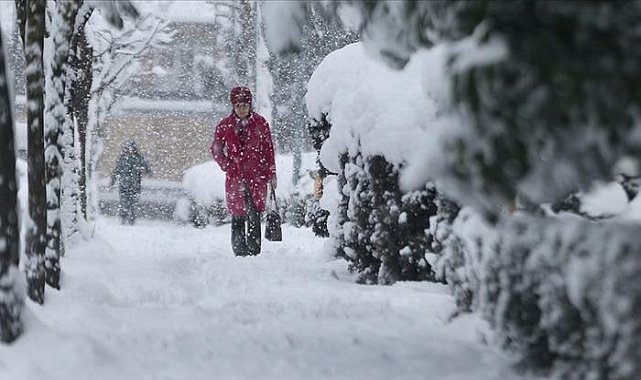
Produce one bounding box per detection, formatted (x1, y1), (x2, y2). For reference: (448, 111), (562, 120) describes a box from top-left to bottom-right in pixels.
(128, 193), (139, 225)
(119, 190), (130, 225)
(245, 189), (262, 256)
(231, 216), (248, 256)
(247, 208), (261, 255)
(120, 189), (137, 225)
(126, 206), (136, 225)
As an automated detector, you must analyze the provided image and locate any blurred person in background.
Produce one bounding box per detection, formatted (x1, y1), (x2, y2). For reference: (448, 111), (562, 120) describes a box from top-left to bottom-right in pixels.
(111, 139), (151, 225)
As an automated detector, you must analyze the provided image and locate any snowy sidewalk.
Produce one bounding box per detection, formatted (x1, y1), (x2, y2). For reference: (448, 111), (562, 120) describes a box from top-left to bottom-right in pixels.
(1, 218), (540, 380)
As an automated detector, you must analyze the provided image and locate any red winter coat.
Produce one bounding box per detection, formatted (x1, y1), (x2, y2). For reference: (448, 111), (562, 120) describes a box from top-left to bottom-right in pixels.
(210, 112), (276, 216)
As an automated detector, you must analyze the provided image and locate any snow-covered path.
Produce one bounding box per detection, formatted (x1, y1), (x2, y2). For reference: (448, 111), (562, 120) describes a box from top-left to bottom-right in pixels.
(2, 218), (540, 380)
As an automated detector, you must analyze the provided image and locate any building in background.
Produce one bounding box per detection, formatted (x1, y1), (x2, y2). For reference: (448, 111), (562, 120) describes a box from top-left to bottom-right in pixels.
(97, 6), (227, 183)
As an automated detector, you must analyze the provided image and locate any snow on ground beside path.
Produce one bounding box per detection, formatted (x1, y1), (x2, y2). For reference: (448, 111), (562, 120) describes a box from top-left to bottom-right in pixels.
(1, 218), (543, 380)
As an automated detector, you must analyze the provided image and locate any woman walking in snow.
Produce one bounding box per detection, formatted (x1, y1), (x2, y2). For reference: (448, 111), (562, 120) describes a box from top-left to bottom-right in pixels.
(210, 86), (277, 256)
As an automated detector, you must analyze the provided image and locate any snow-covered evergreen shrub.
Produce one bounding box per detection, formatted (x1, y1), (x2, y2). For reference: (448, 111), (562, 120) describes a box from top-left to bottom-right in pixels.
(434, 206), (492, 314)
(371, 156), (437, 284)
(429, 197), (460, 254)
(334, 151), (377, 283)
(433, 196), (641, 378)
(332, 152), (438, 284)
(333, 153), (350, 260)
(305, 199), (329, 237)
(478, 216), (641, 379)
(280, 191), (309, 228)
(271, 151), (317, 228)
(302, 3), (641, 377)
(437, 211), (641, 378)
(480, 219), (554, 372)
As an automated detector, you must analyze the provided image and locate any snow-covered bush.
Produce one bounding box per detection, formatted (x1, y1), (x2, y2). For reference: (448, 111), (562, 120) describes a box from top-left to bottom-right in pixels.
(334, 151), (376, 283)
(438, 198), (641, 378)
(345, 1), (641, 216)
(278, 190), (309, 228)
(332, 150), (437, 284)
(474, 216), (641, 379)
(306, 42), (442, 285)
(301, 2), (641, 378)
(370, 156), (437, 284)
(434, 206), (487, 314)
(435, 210), (641, 378)
(175, 161), (228, 227)
(305, 199), (330, 237)
(431, 180), (641, 378)
(274, 152), (317, 227)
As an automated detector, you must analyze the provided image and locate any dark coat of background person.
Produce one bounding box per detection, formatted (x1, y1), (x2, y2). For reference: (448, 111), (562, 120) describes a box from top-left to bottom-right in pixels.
(111, 140), (151, 224)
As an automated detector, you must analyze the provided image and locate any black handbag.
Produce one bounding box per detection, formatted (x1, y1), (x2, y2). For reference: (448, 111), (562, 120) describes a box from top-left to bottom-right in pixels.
(265, 186), (282, 241)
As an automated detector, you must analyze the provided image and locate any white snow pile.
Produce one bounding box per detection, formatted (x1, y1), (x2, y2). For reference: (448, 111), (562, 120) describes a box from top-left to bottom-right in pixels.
(182, 160), (226, 206)
(579, 181), (629, 218)
(305, 42), (440, 176)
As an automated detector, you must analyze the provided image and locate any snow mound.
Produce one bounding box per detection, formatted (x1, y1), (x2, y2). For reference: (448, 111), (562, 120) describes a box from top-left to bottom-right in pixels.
(305, 42), (439, 175)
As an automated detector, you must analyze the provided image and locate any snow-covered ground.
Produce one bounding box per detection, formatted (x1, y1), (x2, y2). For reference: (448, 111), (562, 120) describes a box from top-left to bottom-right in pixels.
(1, 218), (541, 380)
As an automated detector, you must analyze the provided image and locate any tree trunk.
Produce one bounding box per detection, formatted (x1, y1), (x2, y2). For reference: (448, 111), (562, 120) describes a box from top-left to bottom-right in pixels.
(24, 0), (47, 304)
(62, 5), (91, 239)
(44, 0), (81, 288)
(292, 148), (301, 185)
(239, 0), (256, 87)
(15, 0), (26, 44)
(71, 29), (92, 220)
(0, 26), (23, 343)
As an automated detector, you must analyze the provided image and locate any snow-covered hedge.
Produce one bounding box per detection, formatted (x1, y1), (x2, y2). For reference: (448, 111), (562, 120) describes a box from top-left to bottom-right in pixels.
(331, 150), (437, 284)
(273, 151), (317, 228)
(437, 209), (641, 379)
(304, 5), (641, 379)
(433, 205), (480, 313)
(306, 42), (442, 284)
(174, 161), (227, 227)
(489, 217), (641, 379)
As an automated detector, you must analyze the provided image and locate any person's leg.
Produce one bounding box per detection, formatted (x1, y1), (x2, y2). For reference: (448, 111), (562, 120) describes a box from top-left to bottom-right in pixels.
(128, 193), (140, 225)
(119, 189), (130, 224)
(245, 189), (261, 256)
(122, 190), (135, 225)
(231, 215), (248, 256)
